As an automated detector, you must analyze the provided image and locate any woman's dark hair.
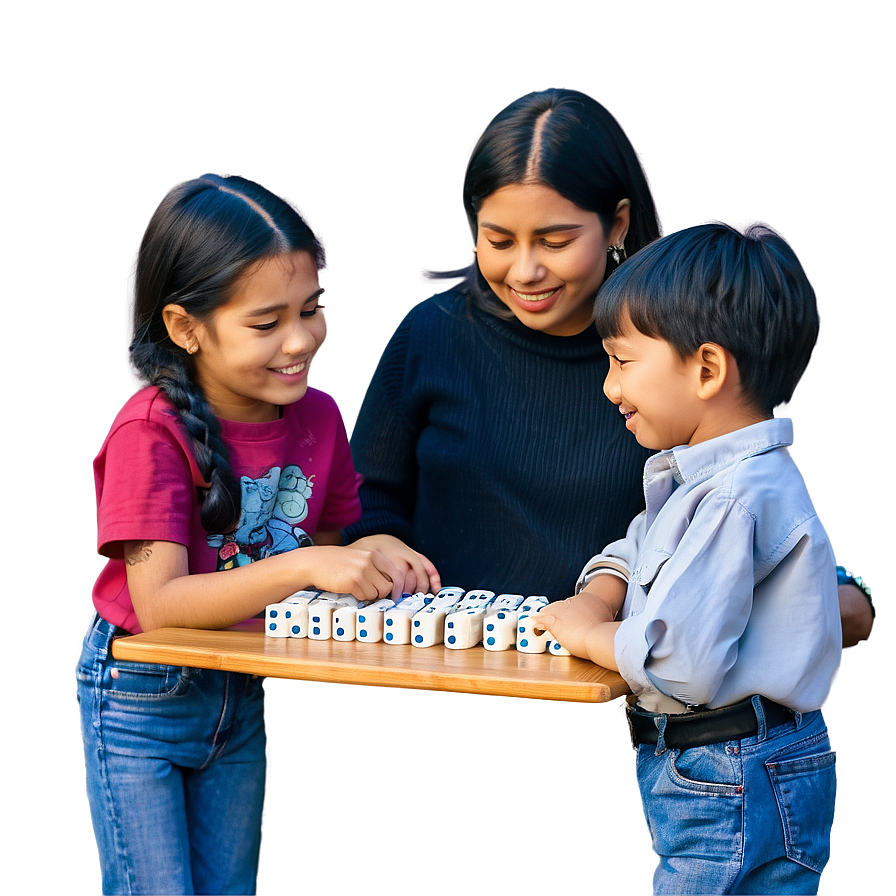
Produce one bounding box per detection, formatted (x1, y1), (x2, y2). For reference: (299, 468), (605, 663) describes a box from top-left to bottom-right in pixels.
(435, 88), (661, 318)
(594, 222), (819, 416)
(130, 174), (325, 533)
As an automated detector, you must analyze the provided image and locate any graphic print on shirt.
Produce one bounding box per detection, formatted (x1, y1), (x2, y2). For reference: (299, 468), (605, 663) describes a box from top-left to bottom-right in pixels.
(207, 464), (315, 569)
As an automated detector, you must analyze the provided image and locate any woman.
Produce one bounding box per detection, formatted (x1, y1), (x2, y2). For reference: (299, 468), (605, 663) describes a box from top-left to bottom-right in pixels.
(346, 88), (873, 641)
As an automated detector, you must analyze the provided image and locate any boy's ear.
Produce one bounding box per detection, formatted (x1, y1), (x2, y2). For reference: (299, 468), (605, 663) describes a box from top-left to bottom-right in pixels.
(694, 343), (728, 400)
(162, 304), (201, 354)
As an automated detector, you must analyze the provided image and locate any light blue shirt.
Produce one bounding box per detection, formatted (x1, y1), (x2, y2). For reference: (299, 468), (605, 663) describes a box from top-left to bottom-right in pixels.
(580, 418), (841, 713)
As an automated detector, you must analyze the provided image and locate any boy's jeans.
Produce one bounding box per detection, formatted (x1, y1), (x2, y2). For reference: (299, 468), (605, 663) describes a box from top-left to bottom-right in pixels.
(76, 614), (267, 895)
(635, 700), (835, 895)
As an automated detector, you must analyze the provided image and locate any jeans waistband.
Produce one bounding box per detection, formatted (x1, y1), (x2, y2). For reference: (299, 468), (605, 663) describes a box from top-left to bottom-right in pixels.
(90, 610), (130, 638)
(626, 695), (795, 749)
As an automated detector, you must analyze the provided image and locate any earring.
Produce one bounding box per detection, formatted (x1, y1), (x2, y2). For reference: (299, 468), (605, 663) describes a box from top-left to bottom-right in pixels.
(607, 244), (627, 267)
(472, 247), (478, 254)
(187, 342), (198, 355)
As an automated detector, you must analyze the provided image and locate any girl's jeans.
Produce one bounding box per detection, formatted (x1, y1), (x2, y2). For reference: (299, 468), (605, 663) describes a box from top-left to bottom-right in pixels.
(77, 614), (267, 895)
(636, 700), (835, 895)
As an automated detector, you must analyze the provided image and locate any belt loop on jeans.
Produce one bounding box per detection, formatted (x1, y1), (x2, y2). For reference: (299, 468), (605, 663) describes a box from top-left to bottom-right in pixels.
(654, 714), (668, 755)
(752, 695), (767, 741)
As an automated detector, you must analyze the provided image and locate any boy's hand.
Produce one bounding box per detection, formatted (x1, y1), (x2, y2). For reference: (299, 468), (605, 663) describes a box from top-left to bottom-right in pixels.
(532, 591), (622, 670)
(345, 534), (441, 598)
(533, 594), (610, 655)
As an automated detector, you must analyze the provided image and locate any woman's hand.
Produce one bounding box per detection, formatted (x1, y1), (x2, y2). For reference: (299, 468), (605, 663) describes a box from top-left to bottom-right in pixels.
(344, 534), (441, 598)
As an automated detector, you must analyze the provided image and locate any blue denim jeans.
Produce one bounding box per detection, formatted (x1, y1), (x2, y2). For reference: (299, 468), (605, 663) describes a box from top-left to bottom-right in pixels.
(635, 698), (836, 895)
(77, 614), (267, 895)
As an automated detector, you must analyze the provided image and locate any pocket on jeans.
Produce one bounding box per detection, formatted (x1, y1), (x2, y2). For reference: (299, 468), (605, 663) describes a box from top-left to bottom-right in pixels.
(101, 659), (193, 698)
(766, 750), (836, 872)
(638, 745), (745, 863)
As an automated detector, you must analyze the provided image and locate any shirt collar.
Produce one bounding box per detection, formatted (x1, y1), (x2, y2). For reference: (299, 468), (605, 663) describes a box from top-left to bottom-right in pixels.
(648, 418), (794, 487)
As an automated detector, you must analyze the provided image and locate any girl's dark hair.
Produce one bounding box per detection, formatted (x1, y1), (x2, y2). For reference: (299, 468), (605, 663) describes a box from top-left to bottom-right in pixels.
(436, 88), (661, 317)
(130, 174), (325, 533)
(594, 222), (819, 416)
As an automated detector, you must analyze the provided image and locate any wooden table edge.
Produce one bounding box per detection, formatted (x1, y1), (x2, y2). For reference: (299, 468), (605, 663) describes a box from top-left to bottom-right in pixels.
(111, 625), (629, 704)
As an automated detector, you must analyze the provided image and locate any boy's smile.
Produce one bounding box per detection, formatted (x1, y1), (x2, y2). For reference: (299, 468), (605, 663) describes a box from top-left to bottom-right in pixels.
(602, 320), (705, 450)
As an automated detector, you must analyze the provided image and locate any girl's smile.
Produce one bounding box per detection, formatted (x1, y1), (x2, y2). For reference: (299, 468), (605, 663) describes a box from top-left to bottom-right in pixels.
(475, 182), (629, 337)
(183, 250), (326, 422)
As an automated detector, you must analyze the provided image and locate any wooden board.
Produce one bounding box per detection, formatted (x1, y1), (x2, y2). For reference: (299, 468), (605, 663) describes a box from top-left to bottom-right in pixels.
(111, 620), (628, 703)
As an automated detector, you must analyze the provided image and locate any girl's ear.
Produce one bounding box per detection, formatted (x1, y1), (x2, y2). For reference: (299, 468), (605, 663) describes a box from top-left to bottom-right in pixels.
(163, 304), (201, 354)
(695, 343), (729, 400)
(610, 199), (631, 248)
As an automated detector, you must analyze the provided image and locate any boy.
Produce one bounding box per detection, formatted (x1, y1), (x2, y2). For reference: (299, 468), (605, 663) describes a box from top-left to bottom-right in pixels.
(535, 223), (840, 895)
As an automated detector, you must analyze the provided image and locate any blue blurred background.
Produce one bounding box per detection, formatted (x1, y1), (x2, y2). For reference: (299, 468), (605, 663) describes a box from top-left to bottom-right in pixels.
(0, 0), (896, 894)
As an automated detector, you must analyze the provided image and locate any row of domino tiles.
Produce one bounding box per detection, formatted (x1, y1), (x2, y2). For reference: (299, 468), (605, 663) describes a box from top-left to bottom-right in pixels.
(265, 587), (570, 655)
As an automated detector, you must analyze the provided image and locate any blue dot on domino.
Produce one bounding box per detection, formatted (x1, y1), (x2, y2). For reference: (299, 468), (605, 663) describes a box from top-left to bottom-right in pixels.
(414, 620), (420, 627)
(386, 618), (393, 626)
(312, 615), (321, 623)
(336, 627), (345, 637)
(447, 621), (454, 629)
(487, 637), (495, 646)
(414, 635), (423, 643)
(268, 623), (277, 631)
(447, 635), (456, 644)
(520, 639), (529, 647)
(291, 625), (300, 634)
(313, 627), (321, 636)
(359, 629), (368, 638)
(385, 632), (393, 641)
(486, 623), (494, 631)
(358, 614), (366, 624)
(270, 609), (278, 618)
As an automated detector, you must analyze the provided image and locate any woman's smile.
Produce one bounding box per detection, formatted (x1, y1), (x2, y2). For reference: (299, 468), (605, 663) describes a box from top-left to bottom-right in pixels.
(476, 183), (627, 337)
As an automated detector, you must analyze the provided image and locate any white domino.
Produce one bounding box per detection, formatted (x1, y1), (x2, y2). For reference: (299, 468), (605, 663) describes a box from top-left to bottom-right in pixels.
(308, 593), (359, 640)
(444, 590), (496, 649)
(265, 603), (294, 638)
(333, 602), (362, 641)
(515, 596), (551, 653)
(265, 591), (319, 638)
(411, 586), (465, 648)
(482, 594), (526, 651)
(355, 598), (396, 643)
(548, 637), (571, 656)
(383, 592), (433, 644)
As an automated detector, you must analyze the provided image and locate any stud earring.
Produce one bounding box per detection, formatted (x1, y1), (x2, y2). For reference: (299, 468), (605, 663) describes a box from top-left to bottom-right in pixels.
(187, 342), (198, 355)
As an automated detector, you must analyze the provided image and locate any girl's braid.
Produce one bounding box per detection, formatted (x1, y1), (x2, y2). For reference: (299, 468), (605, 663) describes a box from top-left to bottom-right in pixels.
(131, 340), (241, 534)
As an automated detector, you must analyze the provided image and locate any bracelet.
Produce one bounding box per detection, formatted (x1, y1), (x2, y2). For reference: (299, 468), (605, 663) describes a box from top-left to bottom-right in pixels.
(836, 566), (875, 617)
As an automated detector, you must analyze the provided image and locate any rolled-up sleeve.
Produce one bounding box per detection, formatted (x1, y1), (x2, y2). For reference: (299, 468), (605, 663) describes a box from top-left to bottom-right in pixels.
(615, 492), (756, 707)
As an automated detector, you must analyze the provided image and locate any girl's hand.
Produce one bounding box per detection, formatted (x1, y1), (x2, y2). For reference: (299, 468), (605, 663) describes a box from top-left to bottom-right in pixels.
(301, 544), (403, 602)
(345, 534), (441, 598)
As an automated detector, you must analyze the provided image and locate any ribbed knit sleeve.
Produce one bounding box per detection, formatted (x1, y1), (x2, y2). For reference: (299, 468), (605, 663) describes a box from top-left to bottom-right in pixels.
(346, 315), (421, 544)
(347, 287), (652, 600)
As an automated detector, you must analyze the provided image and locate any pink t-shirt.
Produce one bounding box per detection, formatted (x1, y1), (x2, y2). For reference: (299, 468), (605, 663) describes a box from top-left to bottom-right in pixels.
(92, 386), (362, 633)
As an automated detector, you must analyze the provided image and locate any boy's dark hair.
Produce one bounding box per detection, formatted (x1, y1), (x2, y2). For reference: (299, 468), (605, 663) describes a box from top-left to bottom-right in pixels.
(594, 222), (819, 416)
(130, 174), (325, 534)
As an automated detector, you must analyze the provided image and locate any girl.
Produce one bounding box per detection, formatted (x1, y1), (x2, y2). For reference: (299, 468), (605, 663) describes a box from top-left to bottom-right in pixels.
(346, 88), (873, 642)
(77, 174), (437, 894)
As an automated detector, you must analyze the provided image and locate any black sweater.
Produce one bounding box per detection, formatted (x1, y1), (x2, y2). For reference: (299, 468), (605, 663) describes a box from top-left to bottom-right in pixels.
(347, 286), (652, 601)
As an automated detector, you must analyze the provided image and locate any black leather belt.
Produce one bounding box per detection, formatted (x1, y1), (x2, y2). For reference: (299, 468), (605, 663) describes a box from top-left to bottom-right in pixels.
(626, 695), (795, 749)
